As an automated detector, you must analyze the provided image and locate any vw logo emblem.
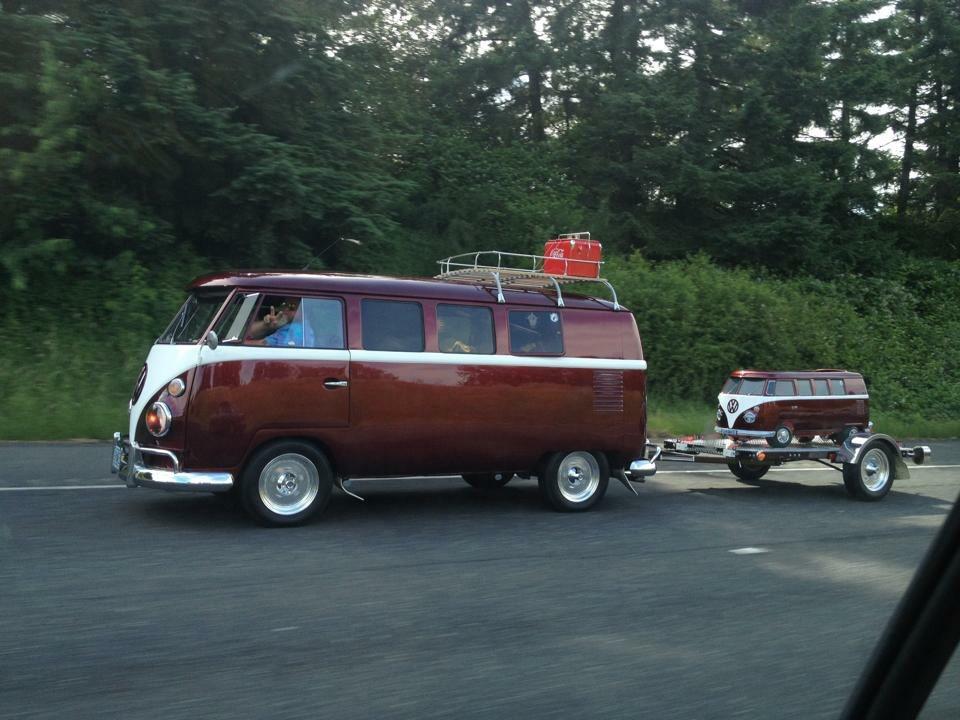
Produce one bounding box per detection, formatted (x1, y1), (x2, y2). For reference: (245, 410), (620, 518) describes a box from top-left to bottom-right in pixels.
(727, 399), (739, 413)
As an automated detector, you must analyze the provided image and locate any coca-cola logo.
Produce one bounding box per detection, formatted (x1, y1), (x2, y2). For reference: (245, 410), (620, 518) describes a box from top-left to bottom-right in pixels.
(727, 399), (739, 413)
(549, 247), (565, 258)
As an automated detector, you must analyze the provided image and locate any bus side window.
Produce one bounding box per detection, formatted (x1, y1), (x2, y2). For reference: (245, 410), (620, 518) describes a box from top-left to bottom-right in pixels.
(509, 310), (563, 355)
(361, 299), (424, 352)
(813, 379), (830, 396)
(829, 379), (845, 395)
(796, 379), (813, 396)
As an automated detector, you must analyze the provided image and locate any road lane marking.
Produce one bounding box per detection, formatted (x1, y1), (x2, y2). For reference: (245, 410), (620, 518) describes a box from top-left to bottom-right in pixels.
(0, 484), (124, 491)
(730, 547), (770, 555)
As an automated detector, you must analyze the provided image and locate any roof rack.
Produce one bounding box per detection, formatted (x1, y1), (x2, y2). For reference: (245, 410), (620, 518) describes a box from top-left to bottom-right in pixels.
(435, 250), (620, 310)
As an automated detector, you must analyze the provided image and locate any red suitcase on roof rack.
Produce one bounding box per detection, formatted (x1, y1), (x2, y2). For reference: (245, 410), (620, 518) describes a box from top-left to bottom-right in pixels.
(543, 232), (602, 278)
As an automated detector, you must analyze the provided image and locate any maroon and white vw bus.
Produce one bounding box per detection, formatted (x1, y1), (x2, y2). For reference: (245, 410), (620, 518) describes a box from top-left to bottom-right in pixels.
(112, 270), (655, 525)
(716, 369), (870, 447)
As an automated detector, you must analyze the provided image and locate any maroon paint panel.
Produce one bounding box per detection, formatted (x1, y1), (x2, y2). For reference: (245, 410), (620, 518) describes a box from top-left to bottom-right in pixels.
(336, 360), (646, 477)
(185, 358), (349, 469)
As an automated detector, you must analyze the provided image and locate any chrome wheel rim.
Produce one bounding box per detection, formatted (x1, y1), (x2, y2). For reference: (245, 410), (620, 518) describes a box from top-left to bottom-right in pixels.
(259, 453), (319, 516)
(775, 427), (791, 445)
(557, 452), (600, 503)
(860, 448), (890, 492)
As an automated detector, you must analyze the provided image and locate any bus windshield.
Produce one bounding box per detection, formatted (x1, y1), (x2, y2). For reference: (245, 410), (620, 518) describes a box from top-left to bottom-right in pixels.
(157, 291), (229, 344)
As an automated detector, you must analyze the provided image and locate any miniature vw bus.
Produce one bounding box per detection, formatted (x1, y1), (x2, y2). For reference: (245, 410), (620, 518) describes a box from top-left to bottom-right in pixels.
(112, 265), (654, 525)
(715, 369), (870, 447)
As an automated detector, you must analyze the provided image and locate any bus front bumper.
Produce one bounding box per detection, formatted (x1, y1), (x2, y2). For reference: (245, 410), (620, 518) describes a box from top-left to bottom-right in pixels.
(112, 432), (234, 493)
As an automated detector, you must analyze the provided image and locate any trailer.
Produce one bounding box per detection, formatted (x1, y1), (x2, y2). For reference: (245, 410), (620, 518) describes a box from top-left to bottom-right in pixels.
(625, 432), (932, 501)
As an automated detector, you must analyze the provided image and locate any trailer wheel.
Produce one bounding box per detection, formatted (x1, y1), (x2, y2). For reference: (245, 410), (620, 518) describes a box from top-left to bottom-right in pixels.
(727, 460), (770, 484)
(842, 445), (894, 501)
(240, 441), (333, 526)
(539, 451), (609, 512)
(462, 472), (514, 489)
(766, 426), (793, 448)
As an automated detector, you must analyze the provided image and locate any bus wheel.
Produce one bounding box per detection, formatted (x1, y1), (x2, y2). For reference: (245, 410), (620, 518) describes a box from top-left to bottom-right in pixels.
(240, 441), (333, 526)
(462, 472), (514, 489)
(766, 426), (793, 448)
(539, 451), (609, 512)
(842, 445), (894, 501)
(727, 460), (770, 484)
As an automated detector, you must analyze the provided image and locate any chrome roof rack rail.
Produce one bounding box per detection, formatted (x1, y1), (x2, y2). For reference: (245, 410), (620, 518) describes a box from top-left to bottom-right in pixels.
(435, 250), (620, 311)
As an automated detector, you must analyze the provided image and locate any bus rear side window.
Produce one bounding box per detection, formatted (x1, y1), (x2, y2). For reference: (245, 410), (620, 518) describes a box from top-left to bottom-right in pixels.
(829, 379), (845, 395)
(509, 310), (563, 355)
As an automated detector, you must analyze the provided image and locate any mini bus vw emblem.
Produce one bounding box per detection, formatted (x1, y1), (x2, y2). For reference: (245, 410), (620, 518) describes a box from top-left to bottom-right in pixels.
(727, 399), (739, 413)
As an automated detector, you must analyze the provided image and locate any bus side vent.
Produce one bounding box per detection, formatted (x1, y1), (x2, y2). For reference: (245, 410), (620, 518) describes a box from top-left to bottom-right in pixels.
(593, 371), (624, 412)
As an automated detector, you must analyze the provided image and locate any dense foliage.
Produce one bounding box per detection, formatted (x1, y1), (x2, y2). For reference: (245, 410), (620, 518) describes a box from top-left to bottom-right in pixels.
(0, 1), (958, 437)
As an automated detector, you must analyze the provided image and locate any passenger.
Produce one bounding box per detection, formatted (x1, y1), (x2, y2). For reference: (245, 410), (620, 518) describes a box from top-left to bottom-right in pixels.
(247, 298), (313, 347)
(438, 316), (474, 353)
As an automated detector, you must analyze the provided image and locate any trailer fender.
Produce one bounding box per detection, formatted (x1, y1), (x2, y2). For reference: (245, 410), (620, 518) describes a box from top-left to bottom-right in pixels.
(838, 434), (910, 481)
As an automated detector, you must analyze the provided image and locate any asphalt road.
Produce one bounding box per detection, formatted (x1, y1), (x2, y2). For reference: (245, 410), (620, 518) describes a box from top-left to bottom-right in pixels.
(1, 440), (959, 719)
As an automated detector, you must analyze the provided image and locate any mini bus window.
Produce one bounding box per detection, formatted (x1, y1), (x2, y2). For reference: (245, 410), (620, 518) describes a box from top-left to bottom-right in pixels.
(722, 377), (741, 393)
(796, 379), (813, 396)
(774, 380), (795, 396)
(846, 377), (867, 394)
(214, 293), (260, 344)
(509, 310), (563, 355)
(362, 300), (424, 352)
(829, 379), (845, 395)
(437, 304), (494, 354)
(739, 379), (765, 395)
(302, 298), (345, 349)
(244, 295), (321, 348)
(158, 291), (229, 344)
(813, 379), (830, 396)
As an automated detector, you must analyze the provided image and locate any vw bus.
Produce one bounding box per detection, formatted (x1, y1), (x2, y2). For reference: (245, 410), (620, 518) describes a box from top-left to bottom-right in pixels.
(715, 369), (870, 447)
(112, 269), (655, 525)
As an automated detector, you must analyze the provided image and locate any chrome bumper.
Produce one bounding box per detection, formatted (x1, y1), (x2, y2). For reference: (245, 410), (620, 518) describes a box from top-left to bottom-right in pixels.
(112, 432), (233, 493)
(716, 427), (774, 439)
(626, 444), (661, 479)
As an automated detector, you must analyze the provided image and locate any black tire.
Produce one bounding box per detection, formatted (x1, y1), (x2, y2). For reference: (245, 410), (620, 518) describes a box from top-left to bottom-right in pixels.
(842, 444), (894, 501)
(538, 451), (609, 512)
(240, 440), (333, 526)
(832, 426), (858, 446)
(727, 460), (770, 484)
(462, 472), (514, 489)
(766, 425), (793, 448)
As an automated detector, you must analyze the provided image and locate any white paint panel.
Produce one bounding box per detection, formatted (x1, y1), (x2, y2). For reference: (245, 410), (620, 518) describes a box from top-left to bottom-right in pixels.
(129, 344), (202, 439)
(351, 350), (646, 371)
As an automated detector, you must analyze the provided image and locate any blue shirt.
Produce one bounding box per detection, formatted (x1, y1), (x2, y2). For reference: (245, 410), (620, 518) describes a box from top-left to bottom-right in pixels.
(264, 315), (314, 347)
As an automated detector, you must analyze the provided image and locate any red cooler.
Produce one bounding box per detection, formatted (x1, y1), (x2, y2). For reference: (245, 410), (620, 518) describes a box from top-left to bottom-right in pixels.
(543, 233), (602, 278)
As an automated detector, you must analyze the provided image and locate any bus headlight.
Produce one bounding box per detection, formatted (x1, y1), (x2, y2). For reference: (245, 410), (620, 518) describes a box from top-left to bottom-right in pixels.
(145, 402), (172, 437)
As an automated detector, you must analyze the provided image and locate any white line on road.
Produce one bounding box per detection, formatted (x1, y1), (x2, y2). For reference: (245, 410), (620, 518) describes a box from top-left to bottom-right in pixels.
(0, 484), (124, 491)
(730, 547), (770, 555)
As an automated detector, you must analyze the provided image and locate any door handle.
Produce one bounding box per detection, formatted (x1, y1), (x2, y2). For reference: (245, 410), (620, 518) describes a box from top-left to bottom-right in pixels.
(324, 379), (349, 389)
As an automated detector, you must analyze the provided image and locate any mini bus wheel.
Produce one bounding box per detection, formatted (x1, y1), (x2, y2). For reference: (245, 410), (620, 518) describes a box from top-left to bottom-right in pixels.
(539, 451), (609, 512)
(766, 426), (793, 448)
(842, 445), (894, 501)
(727, 460), (770, 484)
(240, 441), (333, 526)
(462, 472), (514, 490)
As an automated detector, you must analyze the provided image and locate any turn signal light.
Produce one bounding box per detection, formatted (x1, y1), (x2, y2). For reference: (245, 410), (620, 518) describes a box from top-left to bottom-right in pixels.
(167, 378), (186, 397)
(145, 402), (172, 437)
(757, 451), (767, 462)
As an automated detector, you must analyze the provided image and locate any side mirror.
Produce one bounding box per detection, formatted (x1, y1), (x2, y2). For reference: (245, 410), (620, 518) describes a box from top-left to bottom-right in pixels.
(204, 330), (219, 350)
